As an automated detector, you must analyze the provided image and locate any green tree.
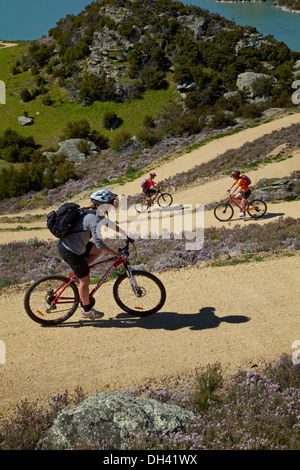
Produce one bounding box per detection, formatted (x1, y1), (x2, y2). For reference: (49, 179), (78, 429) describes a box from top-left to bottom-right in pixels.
(61, 119), (91, 140)
(78, 73), (116, 103)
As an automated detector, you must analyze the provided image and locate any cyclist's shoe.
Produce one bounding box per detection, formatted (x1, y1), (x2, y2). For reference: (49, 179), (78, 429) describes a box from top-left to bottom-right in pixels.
(81, 308), (104, 320)
(238, 211), (246, 217)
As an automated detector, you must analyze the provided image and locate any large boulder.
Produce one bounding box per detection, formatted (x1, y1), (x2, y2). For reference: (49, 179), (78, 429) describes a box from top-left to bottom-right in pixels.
(236, 72), (277, 101)
(43, 139), (100, 164)
(18, 116), (34, 126)
(38, 392), (196, 450)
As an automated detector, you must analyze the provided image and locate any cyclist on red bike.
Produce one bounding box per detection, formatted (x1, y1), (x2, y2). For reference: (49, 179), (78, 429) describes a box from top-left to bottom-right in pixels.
(141, 172), (159, 203)
(58, 189), (129, 320)
(228, 170), (252, 217)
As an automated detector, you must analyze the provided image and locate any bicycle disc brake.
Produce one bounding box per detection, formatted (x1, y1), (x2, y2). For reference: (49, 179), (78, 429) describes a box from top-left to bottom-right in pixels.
(128, 275), (145, 297)
(45, 289), (57, 311)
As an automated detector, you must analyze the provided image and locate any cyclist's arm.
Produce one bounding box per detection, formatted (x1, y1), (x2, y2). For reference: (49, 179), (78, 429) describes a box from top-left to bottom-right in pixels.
(229, 181), (238, 194)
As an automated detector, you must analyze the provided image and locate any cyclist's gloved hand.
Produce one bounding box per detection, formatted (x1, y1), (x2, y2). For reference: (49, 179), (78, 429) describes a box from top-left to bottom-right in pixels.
(127, 236), (135, 243)
(227, 189), (230, 193)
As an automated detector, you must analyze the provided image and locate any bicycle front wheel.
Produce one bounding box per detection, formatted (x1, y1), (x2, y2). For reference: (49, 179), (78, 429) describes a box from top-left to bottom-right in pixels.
(113, 270), (166, 316)
(157, 193), (173, 208)
(134, 197), (149, 213)
(247, 199), (267, 218)
(214, 203), (234, 221)
(24, 275), (80, 325)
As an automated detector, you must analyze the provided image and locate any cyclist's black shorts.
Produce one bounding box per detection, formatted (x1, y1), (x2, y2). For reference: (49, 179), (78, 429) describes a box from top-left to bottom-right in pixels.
(239, 189), (251, 199)
(58, 241), (93, 279)
(143, 189), (156, 197)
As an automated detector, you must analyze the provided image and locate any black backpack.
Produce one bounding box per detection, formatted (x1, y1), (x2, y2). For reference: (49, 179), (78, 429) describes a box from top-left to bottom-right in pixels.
(47, 203), (82, 239)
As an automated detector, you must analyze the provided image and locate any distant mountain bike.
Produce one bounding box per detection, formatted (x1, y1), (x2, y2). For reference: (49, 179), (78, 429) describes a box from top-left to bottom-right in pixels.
(24, 238), (166, 326)
(135, 189), (173, 213)
(214, 194), (267, 222)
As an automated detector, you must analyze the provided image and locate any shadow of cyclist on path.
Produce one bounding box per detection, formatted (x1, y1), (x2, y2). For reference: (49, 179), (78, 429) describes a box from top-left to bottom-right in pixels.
(57, 306), (250, 330)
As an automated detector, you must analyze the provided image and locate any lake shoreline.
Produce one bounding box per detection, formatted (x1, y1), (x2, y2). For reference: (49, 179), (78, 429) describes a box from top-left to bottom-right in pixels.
(212, 0), (300, 15)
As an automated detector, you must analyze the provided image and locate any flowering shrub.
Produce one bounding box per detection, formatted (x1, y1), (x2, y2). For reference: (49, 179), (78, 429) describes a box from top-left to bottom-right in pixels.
(0, 217), (298, 289)
(124, 355), (300, 451)
(1, 356), (298, 450)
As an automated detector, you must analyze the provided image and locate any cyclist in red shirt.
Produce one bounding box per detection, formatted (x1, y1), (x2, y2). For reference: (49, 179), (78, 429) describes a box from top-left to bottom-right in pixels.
(228, 170), (252, 217)
(142, 172), (159, 202)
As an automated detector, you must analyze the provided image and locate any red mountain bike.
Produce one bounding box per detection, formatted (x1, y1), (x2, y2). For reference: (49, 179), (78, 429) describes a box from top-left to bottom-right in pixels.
(24, 238), (166, 326)
(135, 189), (173, 213)
(214, 194), (267, 222)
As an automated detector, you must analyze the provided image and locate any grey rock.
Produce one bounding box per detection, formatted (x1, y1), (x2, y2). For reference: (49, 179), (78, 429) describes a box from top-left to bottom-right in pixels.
(236, 72), (277, 99)
(38, 392), (196, 450)
(235, 33), (272, 54)
(177, 15), (207, 38)
(255, 177), (299, 201)
(43, 139), (100, 164)
(177, 82), (197, 93)
(294, 59), (300, 71)
(18, 116), (34, 126)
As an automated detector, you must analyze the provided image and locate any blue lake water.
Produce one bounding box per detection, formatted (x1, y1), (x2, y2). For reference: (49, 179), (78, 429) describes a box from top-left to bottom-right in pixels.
(0, 0), (89, 41)
(186, 0), (300, 52)
(0, 0), (299, 52)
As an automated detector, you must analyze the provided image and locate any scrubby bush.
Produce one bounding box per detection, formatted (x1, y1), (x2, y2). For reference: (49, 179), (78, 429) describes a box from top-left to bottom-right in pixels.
(0, 129), (37, 163)
(20, 88), (33, 102)
(61, 118), (91, 140)
(78, 72), (116, 103)
(110, 129), (132, 151)
(102, 111), (118, 129)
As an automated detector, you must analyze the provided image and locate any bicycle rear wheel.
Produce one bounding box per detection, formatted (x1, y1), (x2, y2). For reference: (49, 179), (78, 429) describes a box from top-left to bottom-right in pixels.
(247, 199), (267, 218)
(113, 270), (166, 316)
(134, 197), (149, 213)
(24, 275), (79, 325)
(214, 203), (234, 221)
(157, 193), (173, 208)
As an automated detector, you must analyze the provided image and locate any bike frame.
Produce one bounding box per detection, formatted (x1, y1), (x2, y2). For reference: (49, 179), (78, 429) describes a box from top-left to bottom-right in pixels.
(51, 255), (130, 306)
(227, 194), (253, 212)
(144, 189), (161, 205)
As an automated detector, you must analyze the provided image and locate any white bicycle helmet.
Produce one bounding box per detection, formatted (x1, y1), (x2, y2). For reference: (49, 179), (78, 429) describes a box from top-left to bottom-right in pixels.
(90, 189), (118, 205)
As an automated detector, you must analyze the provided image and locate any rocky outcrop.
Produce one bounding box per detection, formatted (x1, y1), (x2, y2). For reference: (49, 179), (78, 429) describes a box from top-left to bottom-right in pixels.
(235, 32), (273, 54)
(38, 392), (196, 450)
(254, 176), (300, 201)
(88, 26), (133, 77)
(177, 15), (208, 39)
(236, 72), (277, 102)
(43, 139), (100, 164)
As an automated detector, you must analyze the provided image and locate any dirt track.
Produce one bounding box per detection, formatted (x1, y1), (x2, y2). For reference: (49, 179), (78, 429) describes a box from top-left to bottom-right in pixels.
(0, 113), (300, 416)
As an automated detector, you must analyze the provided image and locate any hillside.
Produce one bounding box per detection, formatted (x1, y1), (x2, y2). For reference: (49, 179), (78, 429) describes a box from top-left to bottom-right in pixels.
(0, 0), (300, 426)
(2, 0), (300, 205)
(0, 113), (299, 418)
(3, 0), (300, 137)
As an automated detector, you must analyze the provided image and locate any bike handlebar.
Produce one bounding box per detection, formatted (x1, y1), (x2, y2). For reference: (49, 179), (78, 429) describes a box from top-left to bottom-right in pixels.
(118, 237), (135, 256)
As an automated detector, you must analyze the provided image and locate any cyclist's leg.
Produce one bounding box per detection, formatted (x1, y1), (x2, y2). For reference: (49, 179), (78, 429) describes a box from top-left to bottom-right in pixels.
(58, 241), (91, 308)
(242, 189), (251, 212)
(78, 273), (90, 306)
(148, 189), (156, 202)
(85, 242), (103, 265)
(241, 196), (247, 212)
(235, 191), (247, 214)
(144, 189), (151, 201)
